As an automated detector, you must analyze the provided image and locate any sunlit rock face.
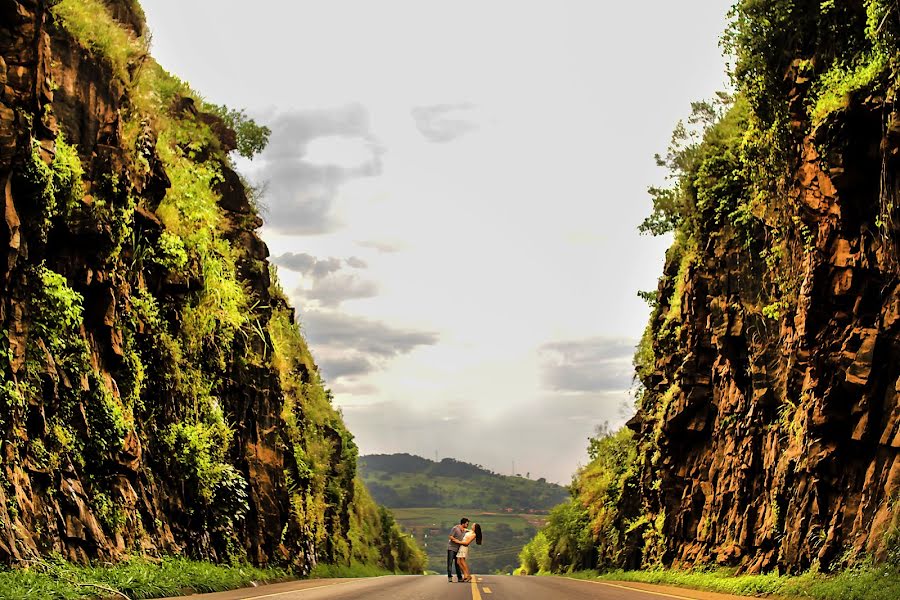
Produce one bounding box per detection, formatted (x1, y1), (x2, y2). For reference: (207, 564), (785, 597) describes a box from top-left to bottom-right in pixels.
(631, 50), (900, 574)
(0, 0), (410, 573)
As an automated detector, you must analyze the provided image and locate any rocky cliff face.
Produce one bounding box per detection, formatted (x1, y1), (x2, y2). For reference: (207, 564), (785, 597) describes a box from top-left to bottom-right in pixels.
(0, 0), (422, 572)
(629, 0), (900, 574)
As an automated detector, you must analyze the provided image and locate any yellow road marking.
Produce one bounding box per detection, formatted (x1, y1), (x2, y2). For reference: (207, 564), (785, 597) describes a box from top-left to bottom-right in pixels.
(582, 579), (717, 600)
(483, 585), (493, 594)
(241, 577), (382, 599)
(470, 578), (483, 600)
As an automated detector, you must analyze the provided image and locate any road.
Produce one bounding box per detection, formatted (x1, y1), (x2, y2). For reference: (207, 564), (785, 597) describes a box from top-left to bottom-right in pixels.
(163, 575), (754, 600)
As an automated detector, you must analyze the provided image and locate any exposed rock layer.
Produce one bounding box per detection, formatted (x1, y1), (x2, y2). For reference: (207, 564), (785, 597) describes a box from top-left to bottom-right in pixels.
(631, 67), (900, 573)
(0, 0), (413, 572)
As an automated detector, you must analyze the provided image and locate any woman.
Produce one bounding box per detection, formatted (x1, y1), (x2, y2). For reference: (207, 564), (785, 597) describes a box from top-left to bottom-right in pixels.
(452, 523), (482, 582)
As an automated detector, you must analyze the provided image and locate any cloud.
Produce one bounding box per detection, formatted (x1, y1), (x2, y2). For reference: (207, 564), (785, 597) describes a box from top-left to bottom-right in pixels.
(357, 240), (403, 253)
(295, 310), (438, 384)
(302, 310), (439, 359)
(252, 104), (384, 234)
(304, 273), (378, 306)
(274, 252), (341, 277)
(538, 337), (637, 393)
(411, 103), (481, 143)
(319, 355), (375, 380)
(275, 252), (379, 306)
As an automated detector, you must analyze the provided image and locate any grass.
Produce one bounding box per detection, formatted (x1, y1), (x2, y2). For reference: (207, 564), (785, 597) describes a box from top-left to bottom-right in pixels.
(51, 0), (149, 85)
(0, 556), (401, 599)
(0, 557), (289, 600)
(549, 565), (900, 600)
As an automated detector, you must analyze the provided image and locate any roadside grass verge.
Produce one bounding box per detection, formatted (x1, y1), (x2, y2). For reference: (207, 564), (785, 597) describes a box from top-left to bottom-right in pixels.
(550, 564), (900, 600)
(0, 557), (289, 599)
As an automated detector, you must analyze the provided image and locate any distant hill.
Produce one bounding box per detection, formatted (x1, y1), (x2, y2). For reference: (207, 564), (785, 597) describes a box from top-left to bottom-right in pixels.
(358, 454), (569, 511)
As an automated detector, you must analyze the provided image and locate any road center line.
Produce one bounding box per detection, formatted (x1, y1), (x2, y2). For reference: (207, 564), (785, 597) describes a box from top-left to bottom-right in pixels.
(581, 579), (716, 600)
(241, 577), (383, 599)
(470, 578), (483, 600)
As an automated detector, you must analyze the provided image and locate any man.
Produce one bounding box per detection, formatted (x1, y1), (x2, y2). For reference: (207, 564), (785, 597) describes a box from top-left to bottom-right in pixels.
(447, 517), (469, 582)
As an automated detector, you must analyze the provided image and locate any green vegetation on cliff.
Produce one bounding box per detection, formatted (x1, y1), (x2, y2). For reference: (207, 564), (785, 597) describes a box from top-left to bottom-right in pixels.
(520, 0), (900, 583)
(518, 426), (638, 575)
(0, 0), (423, 588)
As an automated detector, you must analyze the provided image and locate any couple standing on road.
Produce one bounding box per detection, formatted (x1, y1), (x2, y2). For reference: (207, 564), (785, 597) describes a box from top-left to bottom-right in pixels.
(447, 517), (482, 583)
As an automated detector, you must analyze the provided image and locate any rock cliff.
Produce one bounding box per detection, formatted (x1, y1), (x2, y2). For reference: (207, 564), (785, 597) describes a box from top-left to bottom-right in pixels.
(629, 0), (900, 573)
(0, 0), (423, 573)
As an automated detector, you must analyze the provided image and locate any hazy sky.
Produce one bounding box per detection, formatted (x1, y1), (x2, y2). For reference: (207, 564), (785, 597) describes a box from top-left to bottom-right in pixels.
(141, 0), (732, 483)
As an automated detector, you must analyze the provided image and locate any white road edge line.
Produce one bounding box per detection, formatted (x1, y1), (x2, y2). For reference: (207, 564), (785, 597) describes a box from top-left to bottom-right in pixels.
(241, 576), (386, 599)
(574, 579), (713, 600)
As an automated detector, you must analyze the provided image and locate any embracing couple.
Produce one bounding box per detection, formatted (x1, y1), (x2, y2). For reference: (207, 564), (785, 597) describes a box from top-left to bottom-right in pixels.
(447, 517), (482, 583)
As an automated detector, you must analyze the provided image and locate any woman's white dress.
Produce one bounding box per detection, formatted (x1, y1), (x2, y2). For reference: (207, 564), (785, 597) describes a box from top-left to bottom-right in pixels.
(457, 531), (476, 558)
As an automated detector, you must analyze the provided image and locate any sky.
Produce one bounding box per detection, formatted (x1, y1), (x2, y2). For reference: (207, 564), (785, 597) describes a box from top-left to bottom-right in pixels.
(141, 0), (733, 483)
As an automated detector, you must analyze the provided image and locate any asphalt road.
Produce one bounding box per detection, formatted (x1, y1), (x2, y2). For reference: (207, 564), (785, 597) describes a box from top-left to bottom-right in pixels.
(164, 575), (751, 600)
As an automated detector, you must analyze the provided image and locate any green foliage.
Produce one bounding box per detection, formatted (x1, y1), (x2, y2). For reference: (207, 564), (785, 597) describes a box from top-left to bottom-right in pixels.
(92, 491), (126, 533)
(155, 120), (250, 371)
(84, 373), (129, 458)
(723, 1), (870, 127)
(152, 230), (188, 271)
(26, 265), (91, 394)
(519, 531), (552, 575)
(16, 137), (85, 242)
(51, 137), (86, 219)
(346, 480), (427, 574)
(661, 242), (697, 329)
(130, 287), (162, 330)
(636, 289), (658, 308)
(205, 104), (272, 158)
(519, 426), (639, 574)
(161, 417), (243, 508)
(640, 95), (752, 243)
(31, 266), (84, 340)
(811, 51), (890, 123)
(543, 500), (594, 572)
(578, 427), (639, 568)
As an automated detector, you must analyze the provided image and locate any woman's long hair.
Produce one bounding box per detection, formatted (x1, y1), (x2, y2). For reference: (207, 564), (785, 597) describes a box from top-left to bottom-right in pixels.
(473, 523), (482, 545)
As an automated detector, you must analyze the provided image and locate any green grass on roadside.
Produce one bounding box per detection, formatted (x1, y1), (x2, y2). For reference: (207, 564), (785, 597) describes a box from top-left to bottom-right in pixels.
(0, 557), (289, 600)
(548, 564), (900, 600)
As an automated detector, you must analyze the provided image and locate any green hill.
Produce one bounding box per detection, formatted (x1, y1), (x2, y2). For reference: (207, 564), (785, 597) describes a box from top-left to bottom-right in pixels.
(358, 454), (569, 511)
(358, 454), (570, 574)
